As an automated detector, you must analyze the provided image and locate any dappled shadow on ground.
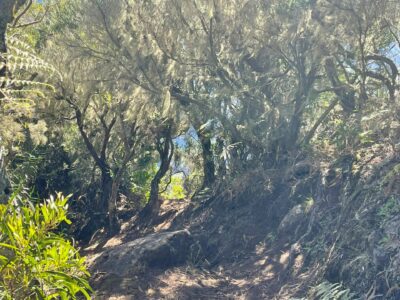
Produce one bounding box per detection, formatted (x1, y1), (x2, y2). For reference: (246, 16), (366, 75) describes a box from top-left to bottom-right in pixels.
(89, 236), (314, 299)
(86, 147), (400, 299)
(83, 198), (190, 255)
(87, 181), (315, 299)
(141, 243), (298, 299)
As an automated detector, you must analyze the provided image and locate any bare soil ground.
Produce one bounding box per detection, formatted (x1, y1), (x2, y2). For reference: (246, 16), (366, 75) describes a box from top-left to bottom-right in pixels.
(85, 194), (318, 299)
(84, 147), (400, 299)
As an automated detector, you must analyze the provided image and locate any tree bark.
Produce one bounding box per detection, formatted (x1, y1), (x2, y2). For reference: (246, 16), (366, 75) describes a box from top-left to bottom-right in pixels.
(141, 125), (174, 219)
(199, 131), (215, 188)
(74, 103), (116, 218)
(302, 97), (340, 145)
(325, 58), (356, 114)
(286, 65), (317, 151)
(107, 151), (136, 233)
(108, 178), (120, 232)
(100, 169), (113, 213)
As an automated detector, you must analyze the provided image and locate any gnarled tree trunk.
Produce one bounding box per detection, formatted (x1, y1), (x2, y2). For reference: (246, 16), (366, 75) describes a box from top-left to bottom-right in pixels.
(141, 124), (174, 219)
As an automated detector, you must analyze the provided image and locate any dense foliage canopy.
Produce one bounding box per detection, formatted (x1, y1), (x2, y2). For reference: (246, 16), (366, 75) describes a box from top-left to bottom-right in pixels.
(0, 0), (399, 236)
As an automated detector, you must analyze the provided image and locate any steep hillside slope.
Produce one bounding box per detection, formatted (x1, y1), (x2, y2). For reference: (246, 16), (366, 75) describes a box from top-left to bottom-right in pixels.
(86, 147), (400, 299)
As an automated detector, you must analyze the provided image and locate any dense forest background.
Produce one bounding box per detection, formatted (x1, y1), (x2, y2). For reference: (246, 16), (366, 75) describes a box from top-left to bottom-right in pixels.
(1, 0), (400, 299)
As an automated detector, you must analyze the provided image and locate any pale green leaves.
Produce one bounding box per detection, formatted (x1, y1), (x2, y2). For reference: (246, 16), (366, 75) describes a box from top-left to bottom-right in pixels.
(0, 193), (92, 299)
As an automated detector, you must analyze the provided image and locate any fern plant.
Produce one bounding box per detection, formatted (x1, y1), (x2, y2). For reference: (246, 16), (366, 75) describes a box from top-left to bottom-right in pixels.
(0, 192), (91, 299)
(0, 31), (60, 152)
(0, 33), (59, 102)
(310, 281), (357, 300)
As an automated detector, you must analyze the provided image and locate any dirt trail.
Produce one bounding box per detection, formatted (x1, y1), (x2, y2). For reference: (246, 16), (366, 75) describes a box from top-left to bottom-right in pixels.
(86, 197), (315, 300)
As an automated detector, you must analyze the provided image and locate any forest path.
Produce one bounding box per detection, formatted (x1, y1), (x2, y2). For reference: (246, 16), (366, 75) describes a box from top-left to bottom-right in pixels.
(85, 198), (312, 299)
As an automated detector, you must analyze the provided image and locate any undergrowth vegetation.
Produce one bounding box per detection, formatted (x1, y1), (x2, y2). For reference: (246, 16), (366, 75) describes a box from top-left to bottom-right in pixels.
(0, 192), (91, 299)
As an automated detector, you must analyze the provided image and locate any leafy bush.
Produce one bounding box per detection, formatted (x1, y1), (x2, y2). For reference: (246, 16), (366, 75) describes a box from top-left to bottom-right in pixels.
(161, 173), (186, 200)
(0, 192), (91, 299)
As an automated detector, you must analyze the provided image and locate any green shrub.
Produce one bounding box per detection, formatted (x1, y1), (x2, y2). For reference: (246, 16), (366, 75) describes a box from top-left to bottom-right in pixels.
(0, 192), (91, 299)
(161, 173), (187, 200)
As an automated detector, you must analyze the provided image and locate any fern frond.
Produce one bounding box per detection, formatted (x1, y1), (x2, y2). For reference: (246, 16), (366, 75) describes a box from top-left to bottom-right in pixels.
(0, 78), (55, 91)
(311, 281), (357, 300)
(6, 34), (35, 52)
(1, 34), (61, 103)
(5, 89), (46, 98)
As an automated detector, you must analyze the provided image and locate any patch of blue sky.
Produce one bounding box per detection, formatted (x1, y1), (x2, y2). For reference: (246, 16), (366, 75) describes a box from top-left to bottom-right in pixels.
(381, 42), (400, 64)
(173, 126), (198, 148)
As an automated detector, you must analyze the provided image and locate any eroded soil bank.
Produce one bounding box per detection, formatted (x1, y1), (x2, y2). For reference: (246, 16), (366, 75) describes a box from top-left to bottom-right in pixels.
(86, 149), (400, 299)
